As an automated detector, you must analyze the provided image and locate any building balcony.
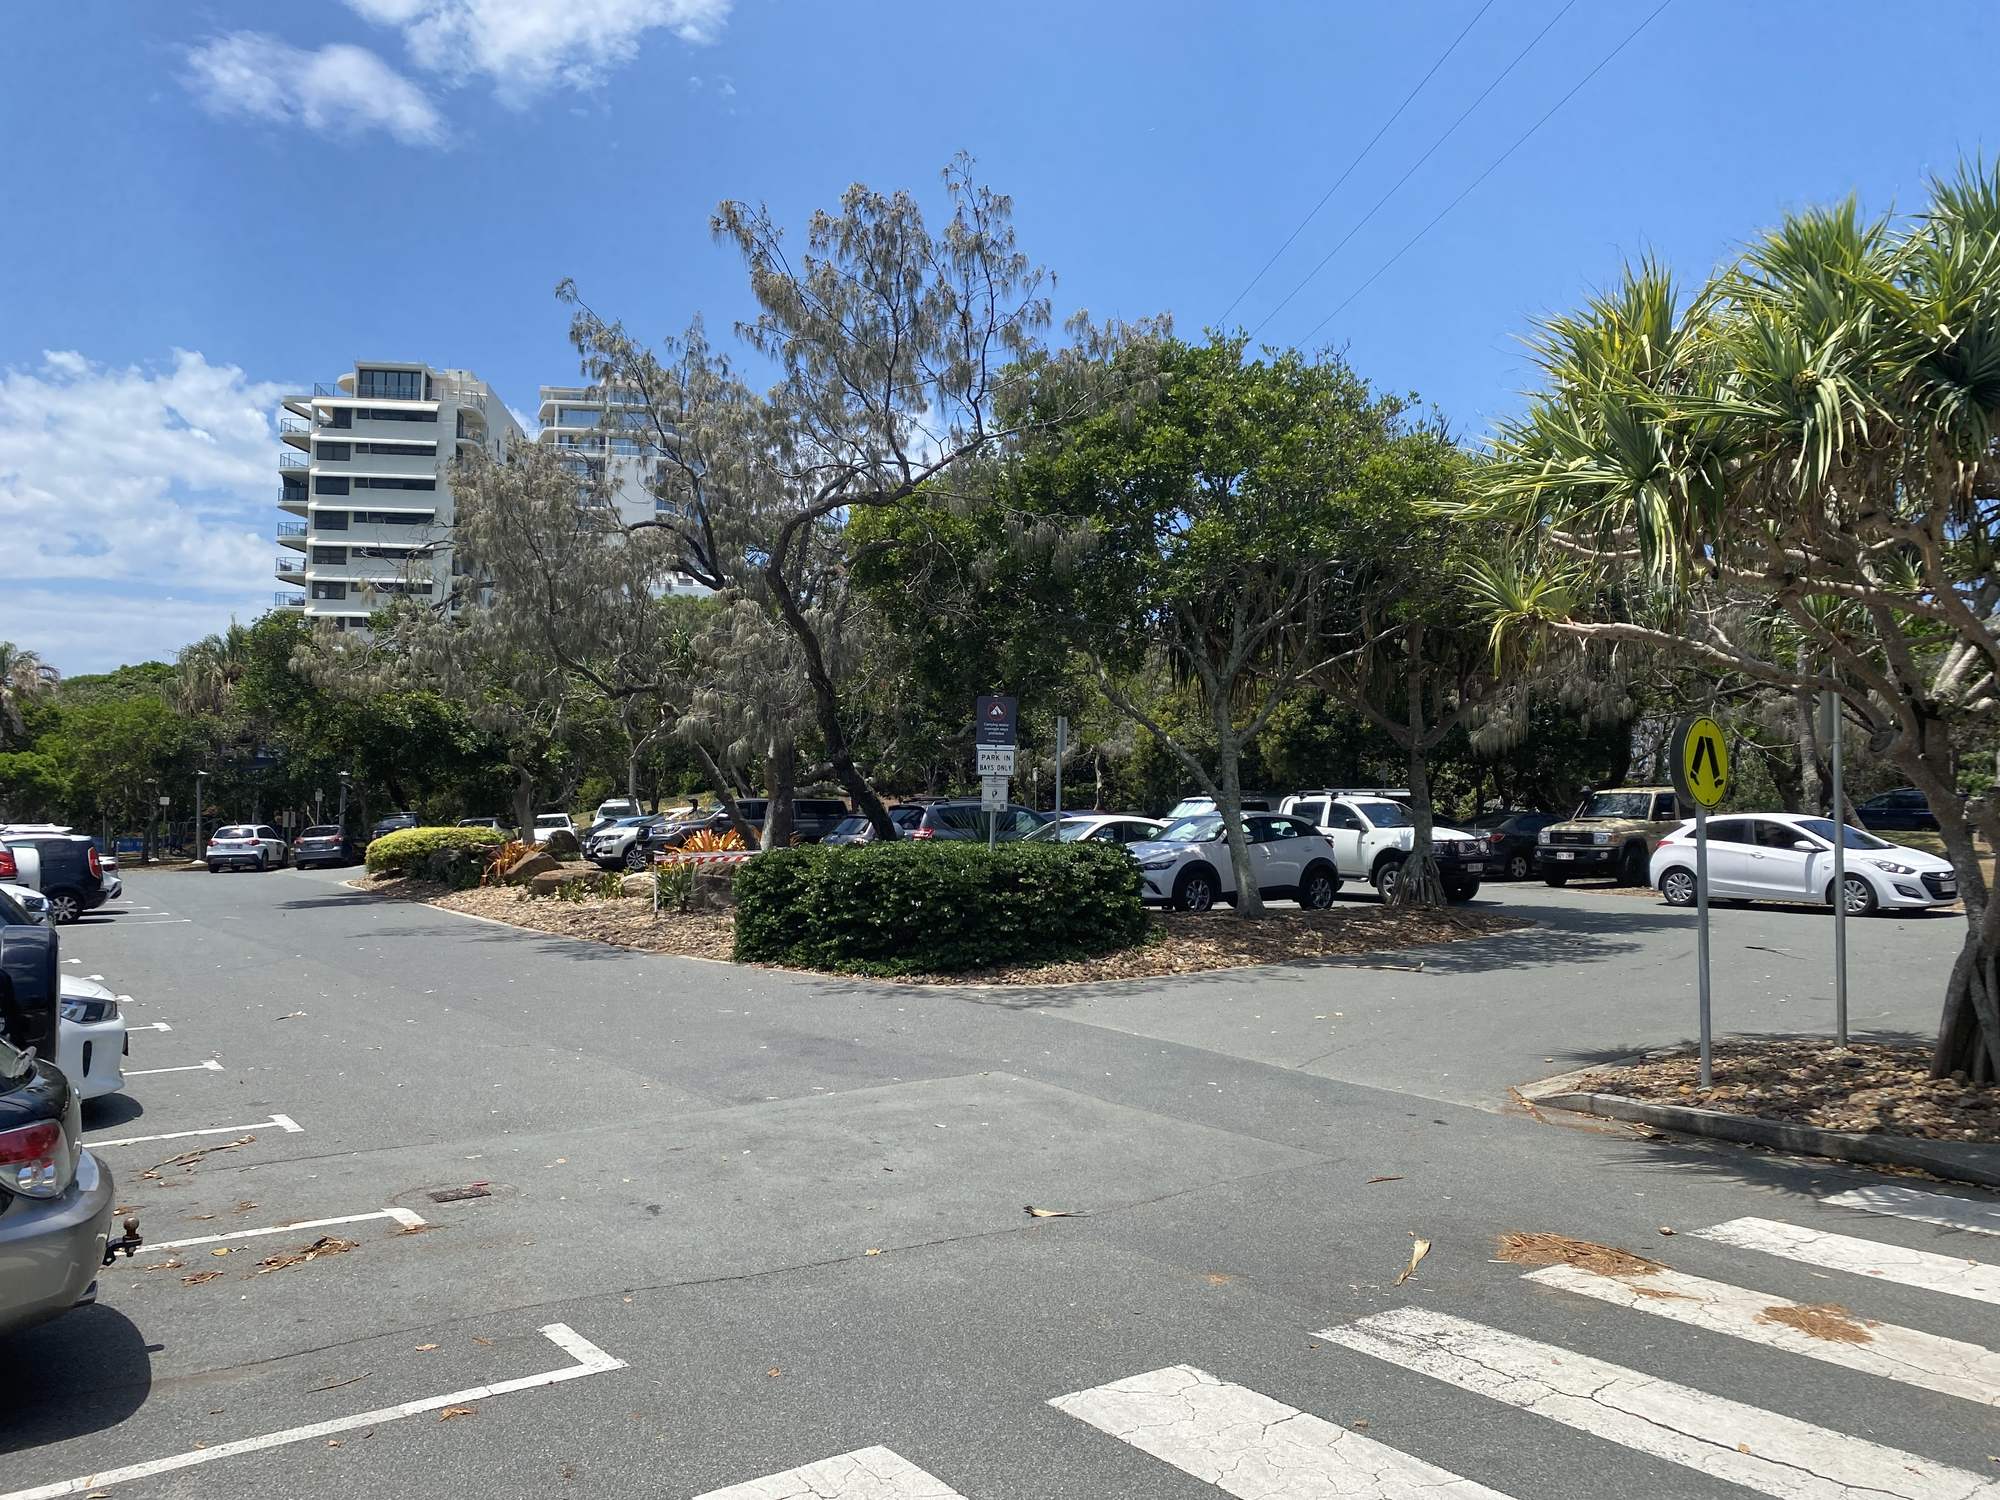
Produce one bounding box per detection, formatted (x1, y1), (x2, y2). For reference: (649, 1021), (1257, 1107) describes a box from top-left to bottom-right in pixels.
(278, 417), (312, 450)
(279, 489), (309, 515)
(278, 452), (306, 472)
(274, 592), (305, 608)
(275, 557), (305, 582)
(277, 521), (309, 547)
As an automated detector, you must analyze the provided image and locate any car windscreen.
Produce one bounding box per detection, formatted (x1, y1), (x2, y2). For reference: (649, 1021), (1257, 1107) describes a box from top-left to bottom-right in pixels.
(1021, 820), (1060, 841)
(1166, 799), (1215, 820)
(828, 816), (871, 836)
(301, 826), (342, 837)
(1580, 792), (1655, 819)
(890, 807), (924, 826)
(1353, 801), (1410, 828)
(215, 825), (258, 839)
(1158, 815), (1224, 843)
(0, 886), (32, 925)
(1793, 818), (1891, 850)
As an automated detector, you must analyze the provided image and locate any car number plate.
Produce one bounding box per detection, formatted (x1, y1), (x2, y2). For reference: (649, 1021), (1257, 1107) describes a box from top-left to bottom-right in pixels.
(1940, 880), (1958, 894)
(1463, 862), (1484, 874)
(1555, 851), (1575, 860)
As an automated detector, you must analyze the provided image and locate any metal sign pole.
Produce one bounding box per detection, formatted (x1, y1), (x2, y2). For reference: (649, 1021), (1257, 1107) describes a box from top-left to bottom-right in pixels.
(1695, 799), (1713, 1088)
(1826, 690), (1848, 1045)
(1054, 715), (1067, 820)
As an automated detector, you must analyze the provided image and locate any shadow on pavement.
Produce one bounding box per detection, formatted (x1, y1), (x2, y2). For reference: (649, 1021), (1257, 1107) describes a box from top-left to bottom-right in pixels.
(0, 1304), (153, 1455)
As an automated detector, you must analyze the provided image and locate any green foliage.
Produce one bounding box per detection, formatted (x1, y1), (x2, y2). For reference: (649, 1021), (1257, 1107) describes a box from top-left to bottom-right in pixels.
(365, 824), (506, 875)
(732, 841), (1148, 975)
(551, 871), (625, 902)
(653, 861), (694, 912)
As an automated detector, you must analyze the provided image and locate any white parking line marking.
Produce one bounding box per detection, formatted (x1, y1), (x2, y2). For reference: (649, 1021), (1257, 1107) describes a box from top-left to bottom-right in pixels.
(1694, 1217), (2000, 1305)
(0, 1322), (624, 1500)
(1825, 1185), (2000, 1237)
(691, 1446), (966, 1500)
(130, 1022), (173, 1032)
(1052, 1364), (1517, 1498)
(85, 1114), (303, 1149)
(1525, 1263), (2000, 1406)
(137, 1207), (425, 1255)
(1321, 1308), (1992, 1500)
(112, 918), (192, 926)
(123, 1059), (224, 1078)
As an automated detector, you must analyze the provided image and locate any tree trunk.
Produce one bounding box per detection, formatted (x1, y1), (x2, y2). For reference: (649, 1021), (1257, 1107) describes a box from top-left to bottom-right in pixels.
(510, 767), (536, 841)
(1391, 629), (1443, 909)
(762, 736), (796, 850)
(1897, 726), (2000, 1079)
(1214, 704), (1264, 917)
(692, 742), (761, 847)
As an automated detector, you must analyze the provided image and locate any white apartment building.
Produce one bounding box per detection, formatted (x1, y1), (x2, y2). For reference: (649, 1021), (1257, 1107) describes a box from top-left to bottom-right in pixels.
(536, 383), (712, 597)
(276, 362), (522, 629)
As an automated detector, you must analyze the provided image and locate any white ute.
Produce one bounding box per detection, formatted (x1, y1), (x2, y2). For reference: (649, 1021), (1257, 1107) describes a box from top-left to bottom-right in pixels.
(1280, 790), (1489, 902)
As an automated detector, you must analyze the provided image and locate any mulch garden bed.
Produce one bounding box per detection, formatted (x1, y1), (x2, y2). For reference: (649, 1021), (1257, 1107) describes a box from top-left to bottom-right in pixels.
(359, 873), (1528, 985)
(1575, 1039), (2000, 1144)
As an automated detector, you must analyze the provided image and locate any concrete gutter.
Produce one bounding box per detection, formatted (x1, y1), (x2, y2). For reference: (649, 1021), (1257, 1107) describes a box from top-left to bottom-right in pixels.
(1521, 1081), (2000, 1189)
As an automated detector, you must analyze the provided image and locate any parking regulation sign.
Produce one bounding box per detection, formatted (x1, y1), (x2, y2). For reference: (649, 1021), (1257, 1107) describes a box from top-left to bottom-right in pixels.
(974, 695), (1018, 749)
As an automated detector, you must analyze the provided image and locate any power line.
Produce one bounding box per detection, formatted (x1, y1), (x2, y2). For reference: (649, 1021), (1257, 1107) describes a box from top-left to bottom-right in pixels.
(1249, 0), (1581, 340)
(1217, 0), (1497, 328)
(1297, 0), (1674, 348)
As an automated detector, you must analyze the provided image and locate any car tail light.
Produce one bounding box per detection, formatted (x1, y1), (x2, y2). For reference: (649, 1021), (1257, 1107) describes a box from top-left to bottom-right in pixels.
(1656, 834), (1679, 847)
(0, 1119), (73, 1198)
(87, 847), (102, 878)
(1487, 831), (1505, 844)
(0, 848), (14, 880)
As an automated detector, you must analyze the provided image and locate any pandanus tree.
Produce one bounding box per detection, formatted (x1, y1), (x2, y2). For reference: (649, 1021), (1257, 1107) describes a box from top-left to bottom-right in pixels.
(1467, 162), (2000, 1080)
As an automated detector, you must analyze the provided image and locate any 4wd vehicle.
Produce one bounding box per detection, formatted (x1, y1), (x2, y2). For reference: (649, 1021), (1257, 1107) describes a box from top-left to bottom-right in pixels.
(1130, 812), (1341, 911)
(589, 816), (665, 870)
(1281, 791), (1487, 902)
(205, 824), (289, 873)
(1536, 787), (1684, 885)
(5, 833), (119, 921)
(292, 825), (359, 868)
(822, 806), (926, 845)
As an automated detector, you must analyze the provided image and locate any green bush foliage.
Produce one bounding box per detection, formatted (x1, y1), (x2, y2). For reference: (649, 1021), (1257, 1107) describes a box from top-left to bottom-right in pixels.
(366, 824), (507, 875)
(733, 840), (1148, 975)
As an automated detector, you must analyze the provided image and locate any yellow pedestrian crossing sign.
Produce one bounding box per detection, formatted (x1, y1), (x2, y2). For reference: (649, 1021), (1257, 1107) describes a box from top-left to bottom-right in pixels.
(1672, 714), (1730, 809)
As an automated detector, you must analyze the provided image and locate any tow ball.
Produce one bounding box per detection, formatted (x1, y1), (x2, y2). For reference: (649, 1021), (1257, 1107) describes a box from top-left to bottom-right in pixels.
(102, 1215), (142, 1265)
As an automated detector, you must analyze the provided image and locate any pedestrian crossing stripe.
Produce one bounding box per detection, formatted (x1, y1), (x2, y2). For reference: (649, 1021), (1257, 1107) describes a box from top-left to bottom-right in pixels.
(1825, 1184), (2000, 1238)
(688, 1446), (964, 1499)
(1694, 1216), (2000, 1305)
(1321, 1307), (1993, 1500)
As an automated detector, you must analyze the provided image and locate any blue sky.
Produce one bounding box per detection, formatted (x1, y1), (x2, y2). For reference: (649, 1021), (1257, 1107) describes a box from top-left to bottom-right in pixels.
(2, 0), (1994, 673)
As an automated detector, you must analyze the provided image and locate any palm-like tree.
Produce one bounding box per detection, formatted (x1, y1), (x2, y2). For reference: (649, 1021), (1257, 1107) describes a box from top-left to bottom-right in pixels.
(1470, 161), (2000, 1080)
(0, 641), (59, 743)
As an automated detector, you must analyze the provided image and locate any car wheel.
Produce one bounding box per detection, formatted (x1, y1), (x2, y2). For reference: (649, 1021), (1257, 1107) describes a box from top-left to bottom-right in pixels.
(1660, 867), (1698, 907)
(1372, 858), (1403, 904)
(1506, 853), (1530, 880)
(625, 848), (649, 872)
(1616, 844), (1648, 886)
(207, 863), (221, 874)
(45, 890), (82, 925)
(254, 854), (267, 872)
(1299, 864), (1339, 910)
(1834, 873), (1880, 917)
(1445, 879), (1479, 902)
(1543, 874), (1568, 887)
(1173, 867), (1219, 913)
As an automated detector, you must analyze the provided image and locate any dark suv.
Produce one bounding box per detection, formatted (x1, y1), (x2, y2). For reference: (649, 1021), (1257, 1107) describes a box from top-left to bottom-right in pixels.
(6, 835), (116, 925)
(907, 802), (1053, 841)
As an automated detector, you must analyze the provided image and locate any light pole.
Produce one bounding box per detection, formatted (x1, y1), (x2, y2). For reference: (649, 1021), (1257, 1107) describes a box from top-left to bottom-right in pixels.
(144, 777), (159, 864)
(194, 771), (209, 860)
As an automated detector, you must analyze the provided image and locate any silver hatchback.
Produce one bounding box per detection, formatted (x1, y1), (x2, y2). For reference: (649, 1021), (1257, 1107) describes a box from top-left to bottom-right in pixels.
(0, 1038), (120, 1336)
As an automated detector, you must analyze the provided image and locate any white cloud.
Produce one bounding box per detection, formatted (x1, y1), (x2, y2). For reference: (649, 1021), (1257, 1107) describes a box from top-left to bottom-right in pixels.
(184, 32), (446, 147)
(347, 0), (732, 101)
(0, 351), (292, 673)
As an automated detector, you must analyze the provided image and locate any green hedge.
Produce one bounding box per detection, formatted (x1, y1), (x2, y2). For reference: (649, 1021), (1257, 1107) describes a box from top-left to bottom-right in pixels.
(366, 825), (507, 875)
(733, 840), (1149, 975)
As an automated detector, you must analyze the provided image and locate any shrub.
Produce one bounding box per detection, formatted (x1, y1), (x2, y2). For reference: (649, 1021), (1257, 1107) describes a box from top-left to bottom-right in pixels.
(366, 825), (507, 876)
(482, 839), (533, 885)
(653, 862), (695, 912)
(682, 827), (748, 853)
(550, 871), (625, 903)
(733, 840), (1147, 975)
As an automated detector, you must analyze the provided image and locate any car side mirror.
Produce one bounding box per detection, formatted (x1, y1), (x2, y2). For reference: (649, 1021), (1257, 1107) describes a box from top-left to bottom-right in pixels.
(1792, 840), (1817, 852)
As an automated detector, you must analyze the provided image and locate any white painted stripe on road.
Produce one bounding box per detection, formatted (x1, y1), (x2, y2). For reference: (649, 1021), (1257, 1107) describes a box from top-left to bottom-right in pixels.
(1695, 1217), (2000, 1306)
(111, 918), (193, 926)
(137, 1207), (427, 1255)
(1825, 1185), (2000, 1237)
(1051, 1363), (1518, 1498)
(690, 1446), (966, 1499)
(0, 1322), (624, 1500)
(1525, 1263), (2000, 1406)
(85, 1114), (302, 1149)
(130, 1022), (172, 1032)
(123, 1059), (224, 1078)
(1319, 1308), (1994, 1500)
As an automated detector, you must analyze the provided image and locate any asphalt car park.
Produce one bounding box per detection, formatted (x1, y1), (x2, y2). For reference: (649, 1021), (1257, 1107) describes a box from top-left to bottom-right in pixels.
(0, 862), (1968, 1498)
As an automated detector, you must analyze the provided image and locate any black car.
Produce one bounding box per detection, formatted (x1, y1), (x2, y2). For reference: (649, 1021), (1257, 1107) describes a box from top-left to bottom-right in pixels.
(822, 806), (927, 845)
(1854, 787), (1942, 833)
(655, 800), (769, 850)
(291, 825), (360, 869)
(371, 812), (419, 840)
(6, 835), (115, 925)
(907, 801), (1053, 841)
(1462, 810), (1562, 880)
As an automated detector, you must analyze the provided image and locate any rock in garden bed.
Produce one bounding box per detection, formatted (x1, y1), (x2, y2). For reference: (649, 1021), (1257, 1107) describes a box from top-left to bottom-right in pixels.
(1575, 1039), (2000, 1144)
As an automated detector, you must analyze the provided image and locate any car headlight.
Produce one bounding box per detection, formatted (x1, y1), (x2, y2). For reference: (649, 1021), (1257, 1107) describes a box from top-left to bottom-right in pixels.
(1138, 855), (1181, 871)
(1592, 831), (1613, 846)
(1537, 829), (1552, 845)
(60, 997), (120, 1024)
(1870, 861), (1916, 875)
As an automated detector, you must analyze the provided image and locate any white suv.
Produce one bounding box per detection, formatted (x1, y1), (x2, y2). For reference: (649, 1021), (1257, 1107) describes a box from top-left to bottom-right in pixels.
(1129, 811), (1342, 912)
(1281, 791), (1488, 902)
(205, 824), (289, 872)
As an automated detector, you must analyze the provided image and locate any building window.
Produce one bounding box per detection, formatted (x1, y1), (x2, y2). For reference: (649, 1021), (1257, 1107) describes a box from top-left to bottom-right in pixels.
(355, 477), (436, 491)
(325, 408), (353, 430)
(355, 510), (433, 525)
(315, 476), (351, 495)
(355, 369), (429, 401)
(357, 407), (436, 423)
(316, 442), (351, 462)
(316, 509), (348, 530)
(354, 441), (435, 456)
(311, 582), (348, 601)
(311, 546), (346, 564)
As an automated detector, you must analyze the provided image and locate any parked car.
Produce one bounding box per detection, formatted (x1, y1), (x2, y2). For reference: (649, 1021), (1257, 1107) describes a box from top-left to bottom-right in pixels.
(592, 798), (643, 827)
(371, 812), (419, 840)
(456, 816), (506, 831)
(1129, 812), (1342, 911)
(2, 833), (118, 921)
(906, 802), (1053, 841)
(1023, 813), (1166, 845)
(532, 813), (577, 845)
(205, 823), (289, 873)
(588, 816), (665, 870)
(1461, 809), (1563, 881)
(0, 1034), (121, 1336)
(291, 825), (359, 869)
(822, 807), (927, 845)
(0, 884), (50, 924)
(55, 976), (126, 1103)
(1853, 787), (1943, 833)
(1535, 787), (1685, 886)
(1281, 791), (1487, 902)
(1165, 792), (1278, 820)
(655, 801), (767, 850)
(1650, 813), (1958, 916)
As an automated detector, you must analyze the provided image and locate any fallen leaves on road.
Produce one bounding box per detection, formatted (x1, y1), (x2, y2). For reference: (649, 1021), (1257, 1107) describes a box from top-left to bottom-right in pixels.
(308, 1373), (369, 1393)
(209, 1248), (232, 1258)
(1507, 1087), (1547, 1124)
(1395, 1236), (1432, 1286)
(1759, 1302), (1875, 1345)
(438, 1405), (476, 1421)
(863, 1248), (882, 1257)
(141, 1136), (257, 1181)
(1658, 1226), (1676, 1236)
(1366, 1175), (1403, 1185)
(275, 1011), (307, 1021)
(253, 1236), (359, 1275)
(471, 1337), (494, 1347)
(767, 1367), (782, 1378)
(1024, 1205), (1082, 1219)
(180, 1270), (223, 1286)
(143, 1257), (186, 1272)
(395, 1223), (438, 1236)
(415, 1343), (439, 1352)
(1496, 1231), (1661, 1280)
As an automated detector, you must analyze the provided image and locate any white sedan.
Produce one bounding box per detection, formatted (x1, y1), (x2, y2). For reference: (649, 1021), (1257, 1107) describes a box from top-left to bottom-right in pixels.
(1129, 812), (1342, 912)
(1649, 812), (1958, 915)
(1023, 814), (1165, 845)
